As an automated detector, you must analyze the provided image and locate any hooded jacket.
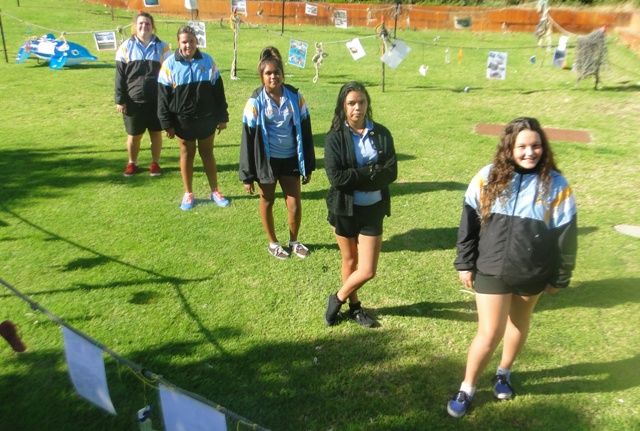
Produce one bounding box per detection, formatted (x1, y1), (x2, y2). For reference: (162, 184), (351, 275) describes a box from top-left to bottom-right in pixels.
(454, 164), (577, 288)
(239, 84), (315, 184)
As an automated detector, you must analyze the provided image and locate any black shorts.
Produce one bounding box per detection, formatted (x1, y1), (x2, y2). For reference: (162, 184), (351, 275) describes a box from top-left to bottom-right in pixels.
(122, 102), (162, 135)
(474, 273), (547, 296)
(175, 116), (218, 141)
(269, 157), (300, 177)
(328, 200), (385, 238)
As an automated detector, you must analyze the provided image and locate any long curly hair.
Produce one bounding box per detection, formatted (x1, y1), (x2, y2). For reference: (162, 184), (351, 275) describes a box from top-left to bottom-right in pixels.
(480, 117), (559, 223)
(330, 81), (372, 132)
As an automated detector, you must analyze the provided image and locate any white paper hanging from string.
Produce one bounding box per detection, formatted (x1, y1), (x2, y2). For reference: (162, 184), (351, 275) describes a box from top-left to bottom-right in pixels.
(346, 38), (366, 60)
(62, 327), (116, 415)
(380, 39), (411, 70)
(160, 385), (227, 431)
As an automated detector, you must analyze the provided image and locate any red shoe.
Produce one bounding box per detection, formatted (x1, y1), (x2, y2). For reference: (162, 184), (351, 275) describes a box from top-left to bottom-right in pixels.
(149, 162), (162, 177)
(0, 320), (26, 353)
(124, 162), (138, 177)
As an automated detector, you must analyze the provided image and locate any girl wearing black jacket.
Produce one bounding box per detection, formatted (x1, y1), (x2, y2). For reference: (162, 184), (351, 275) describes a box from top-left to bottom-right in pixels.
(323, 82), (397, 328)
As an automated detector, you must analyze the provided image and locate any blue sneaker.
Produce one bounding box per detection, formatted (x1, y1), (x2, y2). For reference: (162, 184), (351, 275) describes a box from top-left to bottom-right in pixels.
(493, 374), (515, 400)
(211, 190), (230, 207)
(447, 391), (472, 418)
(180, 192), (194, 211)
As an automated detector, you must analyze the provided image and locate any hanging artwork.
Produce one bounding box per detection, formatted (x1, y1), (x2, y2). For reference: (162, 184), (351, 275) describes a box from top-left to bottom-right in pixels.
(486, 51), (507, 80)
(188, 21), (207, 48)
(231, 0), (247, 15)
(552, 35), (568, 68)
(288, 39), (308, 68)
(94, 31), (117, 51)
(346, 38), (366, 60)
(305, 4), (318, 16)
(334, 10), (348, 29)
(380, 39), (411, 70)
(454, 16), (472, 29)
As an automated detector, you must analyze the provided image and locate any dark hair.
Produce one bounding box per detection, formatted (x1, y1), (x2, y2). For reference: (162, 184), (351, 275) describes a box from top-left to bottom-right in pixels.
(330, 81), (372, 132)
(480, 117), (559, 222)
(177, 25), (197, 40)
(257, 47), (285, 81)
(134, 12), (156, 33)
(260, 46), (281, 61)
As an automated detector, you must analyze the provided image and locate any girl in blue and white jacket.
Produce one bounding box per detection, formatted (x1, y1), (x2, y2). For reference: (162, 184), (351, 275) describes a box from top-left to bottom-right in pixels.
(447, 117), (577, 418)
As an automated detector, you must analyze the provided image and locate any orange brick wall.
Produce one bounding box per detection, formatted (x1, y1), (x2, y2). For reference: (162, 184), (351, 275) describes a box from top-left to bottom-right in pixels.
(108, 1), (633, 35)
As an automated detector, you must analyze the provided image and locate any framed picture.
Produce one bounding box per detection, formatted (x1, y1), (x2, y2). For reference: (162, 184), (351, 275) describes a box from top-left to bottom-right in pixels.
(94, 31), (117, 51)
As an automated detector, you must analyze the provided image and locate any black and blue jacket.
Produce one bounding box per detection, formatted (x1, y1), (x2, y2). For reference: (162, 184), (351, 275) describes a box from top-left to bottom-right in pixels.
(157, 49), (229, 130)
(454, 164), (577, 288)
(115, 34), (171, 105)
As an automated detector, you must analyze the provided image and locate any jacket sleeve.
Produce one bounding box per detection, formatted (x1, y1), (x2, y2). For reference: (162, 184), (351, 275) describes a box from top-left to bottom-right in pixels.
(157, 61), (173, 130)
(324, 129), (371, 192)
(548, 213), (577, 288)
(367, 126), (397, 190)
(239, 124), (258, 184)
(239, 98), (258, 184)
(454, 202), (481, 271)
(114, 61), (127, 105)
(212, 75), (229, 124)
(300, 109), (316, 174)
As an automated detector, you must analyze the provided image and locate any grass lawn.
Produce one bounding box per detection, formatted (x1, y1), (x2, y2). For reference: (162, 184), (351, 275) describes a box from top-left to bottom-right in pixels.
(1, 1), (639, 430)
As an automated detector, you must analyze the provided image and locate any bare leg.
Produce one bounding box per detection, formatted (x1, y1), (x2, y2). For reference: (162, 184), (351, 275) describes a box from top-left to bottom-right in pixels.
(258, 182), (279, 244)
(179, 138), (197, 193)
(335, 233), (382, 304)
(279, 175), (302, 243)
(126, 133), (143, 163)
(499, 293), (542, 370)
(462, 293), (512, 387)
(149, 130), (163, 164)
(197, 134), (220, 192)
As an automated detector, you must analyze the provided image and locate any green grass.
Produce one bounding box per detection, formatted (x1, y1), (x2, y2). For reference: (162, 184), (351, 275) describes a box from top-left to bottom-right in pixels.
(1, 1), (639, 430)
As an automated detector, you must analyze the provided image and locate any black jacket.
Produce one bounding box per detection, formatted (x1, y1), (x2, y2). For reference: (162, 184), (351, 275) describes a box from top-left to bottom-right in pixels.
(324, 122), (397, 217)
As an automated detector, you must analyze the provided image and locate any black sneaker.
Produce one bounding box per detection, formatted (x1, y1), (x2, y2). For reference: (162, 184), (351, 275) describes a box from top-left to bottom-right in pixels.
(350, 307), (375, 328)
(324, 294), (343, 326)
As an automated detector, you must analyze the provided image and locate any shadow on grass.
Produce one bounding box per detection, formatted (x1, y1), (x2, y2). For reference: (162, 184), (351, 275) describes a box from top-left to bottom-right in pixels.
(384, 227), (458, 252)
(537, 277), (640, 312)
(0, 208), (230, 357)
(376, 299), (477, 322)
(0, 330), (601, 431)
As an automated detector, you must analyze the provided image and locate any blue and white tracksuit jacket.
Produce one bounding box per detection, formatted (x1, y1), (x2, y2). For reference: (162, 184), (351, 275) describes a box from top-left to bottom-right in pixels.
(239, 84), (315, 184)
(454, 164), (577, 288)
(157, 49), (229, 130)
(114, 35), (171, 105)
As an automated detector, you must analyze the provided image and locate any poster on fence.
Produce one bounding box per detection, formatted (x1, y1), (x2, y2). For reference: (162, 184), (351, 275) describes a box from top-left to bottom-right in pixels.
(334, 10), (348, 29)
(305, 3), (318, 16)
(231, 0), (246, 14)
(94, 31), (117, 51)
(346, 38), (366, 60)
(143, 0), (160, 6)
(486, 51), (507, 80)
(160, 385), (227, 431)
(454, 16), (472, 29)
(288, 39), (308, 68)
(188, 21), (207, 48)
(380, 39), (411, 69)
(185, 0), (198, 10)
(63, 327), (116, 415)
(553, 35), (568, 68)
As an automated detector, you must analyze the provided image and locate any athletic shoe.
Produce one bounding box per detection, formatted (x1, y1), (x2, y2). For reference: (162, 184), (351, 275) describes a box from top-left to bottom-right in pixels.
(123, 162), (137, 177)
(0, 320), (26, 353)
(493, 374), (515, 400)
(289, 241), (309, 259)
(180, 193), (194, 211)
(324, 294), (344, 326)
(447, 391), (472, 418)
(350, 307), (375, 328)
(268, 243), (289, 260)
(211, 190), (230, 207)
(149, 162), (162, 176)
